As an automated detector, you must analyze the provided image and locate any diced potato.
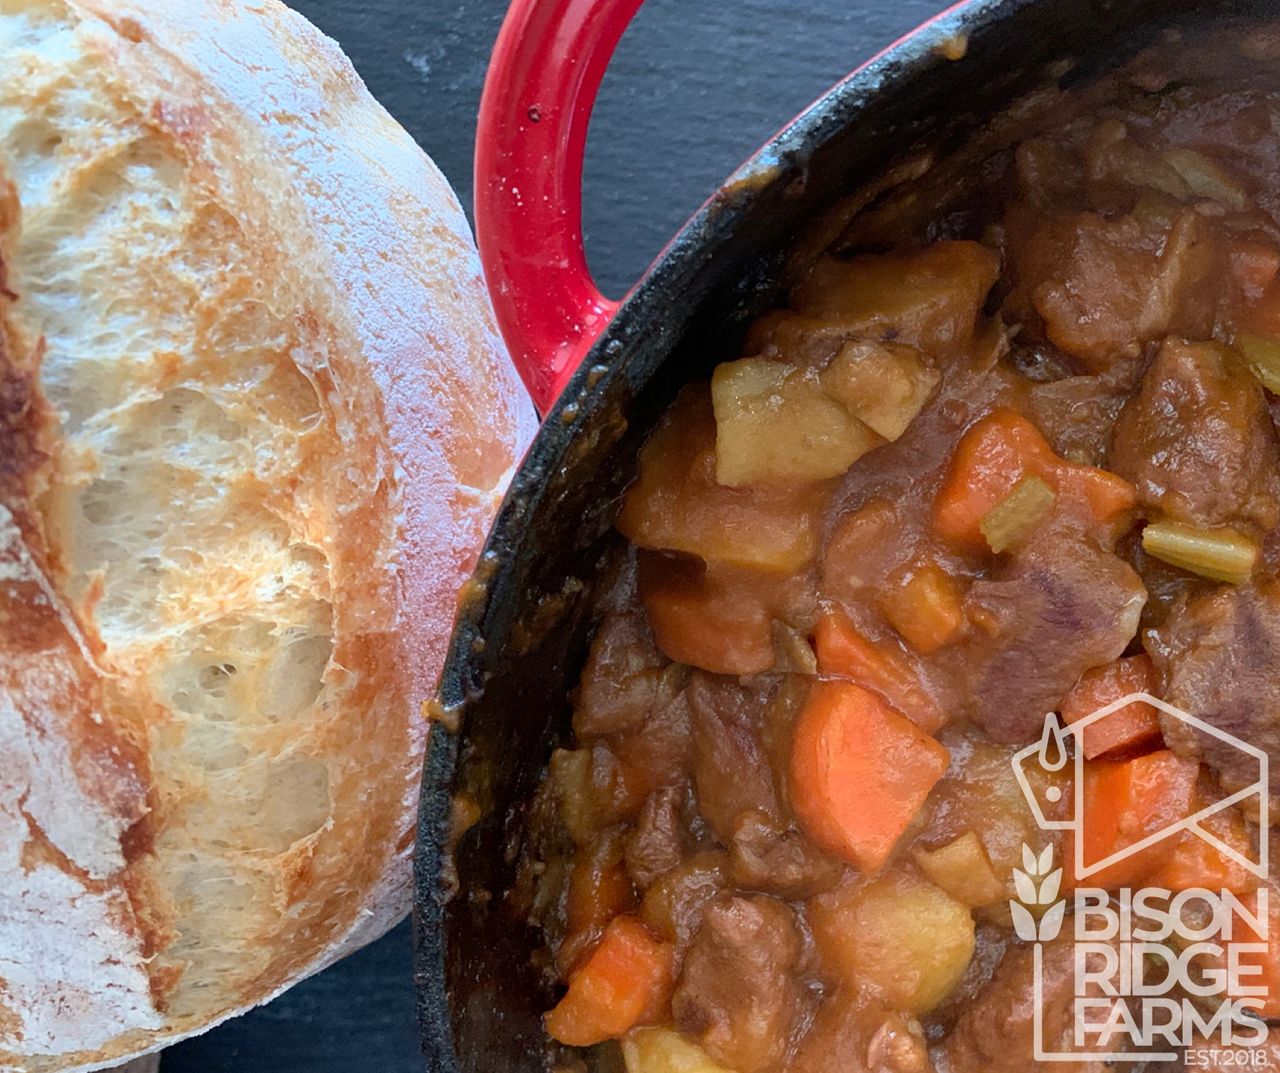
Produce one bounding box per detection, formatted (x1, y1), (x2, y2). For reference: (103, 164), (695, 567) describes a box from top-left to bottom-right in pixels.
(1237, 332), (1280, 394)
(914, 831), (1006, 908)
(979, 475), (1056, 554)
(809, 870), (975, 1013)
(640, 851), (728, 949)
(790, 241), (1001, 358)
(1141, 520), (1259, 584)
(618, 388), (827, 573)
(550, 748), (595, 845)
(1161, 148), (1249, 212)
(623, 1027), (735, 1073)
(711, 358), (881, 487)
(820, 340), (940, 441)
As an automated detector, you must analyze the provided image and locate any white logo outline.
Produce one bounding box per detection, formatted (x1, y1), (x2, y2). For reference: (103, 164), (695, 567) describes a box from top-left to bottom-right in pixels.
(1012, 694), (1270, 1063)
(1013, 692), (1269, 883)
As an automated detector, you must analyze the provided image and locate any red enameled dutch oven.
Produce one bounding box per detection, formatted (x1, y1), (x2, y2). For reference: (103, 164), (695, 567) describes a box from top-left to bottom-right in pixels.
(413, 0), (1267, 1069)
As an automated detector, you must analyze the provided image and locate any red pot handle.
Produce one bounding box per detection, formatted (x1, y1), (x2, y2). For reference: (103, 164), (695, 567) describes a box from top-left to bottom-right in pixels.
(475, 0), (645, 414)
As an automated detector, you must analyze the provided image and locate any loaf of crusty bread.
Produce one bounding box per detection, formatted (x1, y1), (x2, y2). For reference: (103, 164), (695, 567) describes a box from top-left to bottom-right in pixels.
(0, 2), (536, 1069)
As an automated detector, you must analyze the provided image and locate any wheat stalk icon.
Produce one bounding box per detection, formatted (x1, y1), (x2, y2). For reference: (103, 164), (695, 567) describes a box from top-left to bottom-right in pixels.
(1011, 843), (1067, 943)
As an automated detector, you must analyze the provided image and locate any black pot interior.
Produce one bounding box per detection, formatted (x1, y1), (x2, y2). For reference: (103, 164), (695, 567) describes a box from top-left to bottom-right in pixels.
(414, 0), (1274, 1068)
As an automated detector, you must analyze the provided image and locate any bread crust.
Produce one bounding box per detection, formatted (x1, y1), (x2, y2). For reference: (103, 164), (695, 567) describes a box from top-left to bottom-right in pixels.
(0, 1), (535, 1068)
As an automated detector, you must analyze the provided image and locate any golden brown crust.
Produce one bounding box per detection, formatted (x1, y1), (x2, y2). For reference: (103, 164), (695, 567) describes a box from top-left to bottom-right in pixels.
(0, 1), (534, 1068)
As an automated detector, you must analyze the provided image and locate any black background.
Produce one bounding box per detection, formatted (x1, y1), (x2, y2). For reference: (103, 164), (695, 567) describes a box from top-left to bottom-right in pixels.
(162, 0), (949, 1068)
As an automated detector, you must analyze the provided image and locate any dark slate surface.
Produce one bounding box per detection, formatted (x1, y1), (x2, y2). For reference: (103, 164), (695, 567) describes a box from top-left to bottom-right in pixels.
(160, 0), (949, 1069)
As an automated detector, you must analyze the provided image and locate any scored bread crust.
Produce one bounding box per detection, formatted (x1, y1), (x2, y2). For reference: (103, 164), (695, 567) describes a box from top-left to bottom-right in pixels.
(0, 1), (537, 1069)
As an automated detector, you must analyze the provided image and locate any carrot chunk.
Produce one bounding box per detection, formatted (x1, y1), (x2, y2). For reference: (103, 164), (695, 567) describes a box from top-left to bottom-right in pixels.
(933, 409), (1136, 552)
(1058, 464), (1139, 534)
(639, 561), (774, 676)
(565, 844), (636, 941)
(545, 916), (675, 1047)
(790, 680), (949, 873)
(1066, 749), (1199, 890)
(881, 563), (966, 655)
(1148, 799), (1258, 895)
(933, 410), (1056, 550)
(1060, 655), (1162, 759)
(813, 609), (945, 732)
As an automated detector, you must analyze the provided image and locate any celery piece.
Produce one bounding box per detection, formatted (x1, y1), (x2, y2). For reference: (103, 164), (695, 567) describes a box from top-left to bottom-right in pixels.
(772, 620), (818, 676)
(980, 476), (1056, 554)
(1142, 521), (1259, 585)
(1236, 333), (1280, 394)
(1161, 148), (1249, 212)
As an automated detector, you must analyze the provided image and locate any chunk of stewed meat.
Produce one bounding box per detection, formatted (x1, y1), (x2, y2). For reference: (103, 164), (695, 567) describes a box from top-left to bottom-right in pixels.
(821, 498), (917, 606)
(672, 895), (808, 1073)
(1147, 581), (1280, 797)
(942, 939), (1121, 1073)
(574, 608), (667, 737)
(949, 534), (1146, 742)
(641, 850), (729, 956)
(1005, 207), (1217, 371)
(1027, 374), (1130, 467)
(728, 809), (844, 900)
(687, 673), (782, 840)
(551, 744), (645, 845)
(1109, 339), (1280, 534)
(786, 993), (933, 1073)
(611, 683), (694, 798)
(625, 785), (694, 889)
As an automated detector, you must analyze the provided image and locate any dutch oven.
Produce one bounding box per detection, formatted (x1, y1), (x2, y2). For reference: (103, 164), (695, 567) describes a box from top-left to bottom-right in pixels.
(413, 0), (1272, 1069)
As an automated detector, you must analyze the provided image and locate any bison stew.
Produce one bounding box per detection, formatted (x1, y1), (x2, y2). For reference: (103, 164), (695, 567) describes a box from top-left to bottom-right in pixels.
(520, 24), (1280, 1073)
